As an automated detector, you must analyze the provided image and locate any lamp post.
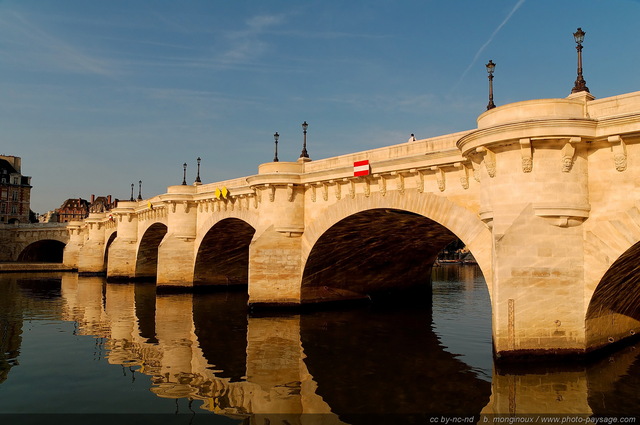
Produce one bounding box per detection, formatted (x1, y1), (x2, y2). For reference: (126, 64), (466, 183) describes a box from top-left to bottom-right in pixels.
(137, 180), (142, 200)
(182, 163), (187, 185)
(273, 132), (279, 162)
(130, 183), (134, 202)
(300, 121), (309, 159)
(195, 157), (201, 184)
(571, 27), (589, 94)
(486, 60), (496, 110)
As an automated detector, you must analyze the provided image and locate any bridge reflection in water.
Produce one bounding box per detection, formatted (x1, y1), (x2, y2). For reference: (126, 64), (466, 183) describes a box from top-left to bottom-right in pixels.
(1, 271), (639, 420)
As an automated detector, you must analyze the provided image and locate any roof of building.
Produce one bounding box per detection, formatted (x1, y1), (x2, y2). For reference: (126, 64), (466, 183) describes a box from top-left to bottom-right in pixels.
(58, 198), (90, 210)
(0, 159), (18, 175)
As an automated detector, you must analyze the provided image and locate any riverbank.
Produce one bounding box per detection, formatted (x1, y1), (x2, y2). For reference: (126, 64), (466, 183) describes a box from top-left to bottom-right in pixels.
(0, 263), (75, 272)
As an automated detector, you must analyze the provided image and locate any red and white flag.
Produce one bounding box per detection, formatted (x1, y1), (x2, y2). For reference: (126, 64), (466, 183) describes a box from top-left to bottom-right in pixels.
(353, 160), (370, 177)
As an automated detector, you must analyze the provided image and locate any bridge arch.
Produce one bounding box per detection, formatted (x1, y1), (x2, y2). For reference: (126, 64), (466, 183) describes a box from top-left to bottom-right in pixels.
(586, 239), (640, 350)
(135, 223), (168, 280)
(103, 230), (117, 266)
(301, 191), (492, 301)
(137, 217), (168, 242)
(194, 217), (256, 287)
(17, 239), (66, 262)
(583, 203), (640, 349)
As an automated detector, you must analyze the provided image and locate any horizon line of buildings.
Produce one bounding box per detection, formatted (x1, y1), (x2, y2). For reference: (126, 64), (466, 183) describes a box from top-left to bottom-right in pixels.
(1, 154), (118, 224)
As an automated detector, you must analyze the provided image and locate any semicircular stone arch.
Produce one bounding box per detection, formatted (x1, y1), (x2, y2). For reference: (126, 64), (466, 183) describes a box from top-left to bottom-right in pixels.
(301, 191), (493, 298)
(136, 217), (168, 242)
(103, 230), (117, 265)
(194, 213), (258, 288)
(135, 222), (168, 280)
(584, 203), (640, 349)
(17, 239), (66, 262)
(195, 209), (260, 249)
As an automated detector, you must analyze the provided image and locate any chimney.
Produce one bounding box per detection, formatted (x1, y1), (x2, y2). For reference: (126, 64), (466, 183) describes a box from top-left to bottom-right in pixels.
(107, 195), (112, 205)
(90, 194), (95, 203)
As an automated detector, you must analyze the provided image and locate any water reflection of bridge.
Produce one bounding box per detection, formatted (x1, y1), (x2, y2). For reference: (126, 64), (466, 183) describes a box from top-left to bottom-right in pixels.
(3, 274), (640, 419)
(58, 274), (493, 421)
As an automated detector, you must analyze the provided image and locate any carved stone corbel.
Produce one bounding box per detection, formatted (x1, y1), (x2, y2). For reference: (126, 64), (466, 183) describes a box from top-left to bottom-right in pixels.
(520, 138), (532, 173)
(608, 135), (627, 172)
(414, 169), (425, 193)
(561, 140), (578, 172)
(391, 172), (405, 194)
(322, 182), (329, 201)
(345, 178), (355, 199)
(266, 184), (275, 202)
(476, 147), (496, 178)
(287, 184), (294, 202)
(306, 184), (316, 202)
(455, 162), (469, 189)
(465, 155), (482, 182)
(375, 174), (387, 196)
(330, 180), (341, 200)
(431, 166), (445, 192)
(254, 187), (261, 204)
(363, 177), (371, 197)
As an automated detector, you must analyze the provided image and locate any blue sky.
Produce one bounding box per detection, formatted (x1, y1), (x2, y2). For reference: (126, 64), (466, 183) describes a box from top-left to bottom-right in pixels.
(1, 0), (639, 214)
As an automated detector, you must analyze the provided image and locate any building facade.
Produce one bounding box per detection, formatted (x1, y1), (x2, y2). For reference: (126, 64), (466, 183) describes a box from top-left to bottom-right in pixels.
(56, 195), (117, 223)
(0, 155), (32, 224)
(56, 198), (90, 223)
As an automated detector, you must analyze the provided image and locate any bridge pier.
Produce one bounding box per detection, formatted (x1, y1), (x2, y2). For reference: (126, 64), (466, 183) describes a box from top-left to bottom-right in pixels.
(460, 97), (594, 358)
(249, 228), (303, 306)
(77, 213), (107, 275)
(106, 202), (138, 281)
(156, 186), (197, 289)
(62, 221), (84, 269)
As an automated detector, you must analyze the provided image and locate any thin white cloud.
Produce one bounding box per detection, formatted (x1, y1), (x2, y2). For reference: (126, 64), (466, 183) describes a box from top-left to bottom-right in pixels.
(452, 0), (526, 91)
(218, 13), (286, 65)
(0, 11), (117, 77)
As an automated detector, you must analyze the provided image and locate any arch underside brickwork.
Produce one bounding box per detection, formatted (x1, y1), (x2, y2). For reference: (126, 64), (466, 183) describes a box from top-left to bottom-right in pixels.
(585, 204), (640, 349)
(17, 239), (66, 262)
(135, 223), (168, 280)
(300, 191), (493, 302)
(194, 218), (256, 287)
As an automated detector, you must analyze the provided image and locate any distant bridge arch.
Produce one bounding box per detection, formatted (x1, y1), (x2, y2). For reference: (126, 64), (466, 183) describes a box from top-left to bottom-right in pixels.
(17, 239), (66, 263)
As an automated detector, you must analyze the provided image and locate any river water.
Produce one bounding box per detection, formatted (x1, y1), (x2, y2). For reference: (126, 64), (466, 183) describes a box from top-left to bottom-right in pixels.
(0, 265), (638, 424)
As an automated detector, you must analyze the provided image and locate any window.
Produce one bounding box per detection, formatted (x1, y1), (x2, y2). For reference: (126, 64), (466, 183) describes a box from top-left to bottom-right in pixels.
(11, 205), (17, 214)
(12, 191), (18, 201)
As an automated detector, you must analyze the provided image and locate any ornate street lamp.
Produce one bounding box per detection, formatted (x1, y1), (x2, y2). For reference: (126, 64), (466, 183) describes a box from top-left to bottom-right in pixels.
(486, 60), (496, 110)
(137, 180), (142, 200)
(182, 162), (187, 185)
(571, 27), (589, 94)
(273, 132), (279, 162)
(195, 157), (202, 184)
(300, 121), (309, 159)
(130, 183), (134, 202)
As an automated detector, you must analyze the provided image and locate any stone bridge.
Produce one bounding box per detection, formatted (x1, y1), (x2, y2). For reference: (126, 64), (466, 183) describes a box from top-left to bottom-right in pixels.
(0, 222), (69, 262)
(10, 90), (640, 359)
